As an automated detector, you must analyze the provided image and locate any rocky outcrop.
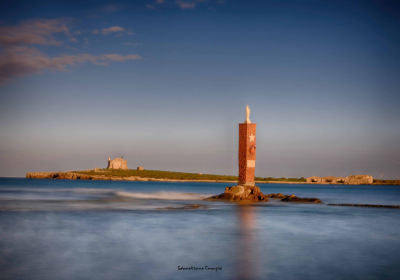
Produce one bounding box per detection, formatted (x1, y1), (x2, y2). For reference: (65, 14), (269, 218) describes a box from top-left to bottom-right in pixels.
(264, 193), (286, 199)
(373, 180), (400, 185)
(206, 188), (323, 203)
(206, 185), (268, 202)
(26, 172), (58, 179)
(265, 193), (322, 203)
(280, 194), (322, 203)
(26, 172), (139, 181)
(26, 172), (92, 180)
(26, 172), (245, 183)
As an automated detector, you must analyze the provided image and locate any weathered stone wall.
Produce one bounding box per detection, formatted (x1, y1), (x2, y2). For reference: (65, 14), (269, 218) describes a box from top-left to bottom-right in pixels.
(345, 175), (373, 184)
(307, 175), (373, 185)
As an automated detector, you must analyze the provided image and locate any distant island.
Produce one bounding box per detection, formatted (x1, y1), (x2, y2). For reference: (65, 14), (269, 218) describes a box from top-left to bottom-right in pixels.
(26, 169), (306, 183)
(25, 169), (400, 185)
(26, 156), (400, 185)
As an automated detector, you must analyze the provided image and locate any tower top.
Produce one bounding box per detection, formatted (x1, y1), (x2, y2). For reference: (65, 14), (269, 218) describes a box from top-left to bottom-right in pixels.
(244, 105), (251, 123)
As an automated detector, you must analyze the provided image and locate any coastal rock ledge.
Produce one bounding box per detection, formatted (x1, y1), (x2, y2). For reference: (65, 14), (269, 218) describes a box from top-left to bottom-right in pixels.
(205, 186), (322, 203)
(26, 172), (139, 181)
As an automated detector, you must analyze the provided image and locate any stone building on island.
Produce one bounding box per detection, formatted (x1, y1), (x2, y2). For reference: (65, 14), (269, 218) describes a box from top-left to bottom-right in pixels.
(345, 175), (373, 184)
(107, 157), (128, 170)
(306, 175), (373, 185)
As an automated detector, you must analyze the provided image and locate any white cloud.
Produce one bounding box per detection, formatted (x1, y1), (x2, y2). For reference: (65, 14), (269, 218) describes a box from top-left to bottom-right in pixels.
(101, 26), (125, 35)
(176, 1), (197, 9)
(73, 30), (81, 35)
(146, 5), (156, 9)
(156, 0), (164, 3)
(125, 42), (138, 46)
(92, 29), (99, 34)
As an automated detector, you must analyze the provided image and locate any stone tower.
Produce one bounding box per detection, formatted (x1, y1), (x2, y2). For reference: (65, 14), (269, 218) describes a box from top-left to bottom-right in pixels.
(238, 105), (257, 186)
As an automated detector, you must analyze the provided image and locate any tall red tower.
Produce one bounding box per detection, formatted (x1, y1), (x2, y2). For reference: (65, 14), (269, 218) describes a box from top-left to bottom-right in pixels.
(238, 106), (256, 186)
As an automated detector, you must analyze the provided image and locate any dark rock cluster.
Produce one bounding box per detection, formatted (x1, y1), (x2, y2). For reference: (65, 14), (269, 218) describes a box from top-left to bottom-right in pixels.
(267, 193), (322, 203)
(264, 193), (286, 199)
(205, 187), (322, 203)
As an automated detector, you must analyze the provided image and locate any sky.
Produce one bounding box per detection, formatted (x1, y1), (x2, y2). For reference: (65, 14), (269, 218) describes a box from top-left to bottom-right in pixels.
(0, 0), (399, 179)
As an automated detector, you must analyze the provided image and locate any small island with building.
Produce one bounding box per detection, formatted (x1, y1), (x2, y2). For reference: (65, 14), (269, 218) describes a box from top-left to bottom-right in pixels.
(25, 107), (399, 186)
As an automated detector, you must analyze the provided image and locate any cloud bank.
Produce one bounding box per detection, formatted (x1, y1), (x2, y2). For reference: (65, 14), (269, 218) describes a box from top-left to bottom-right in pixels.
(0, 46), (141, 81)
(0, 19), (140, 83)
(0, 19), (77, 46)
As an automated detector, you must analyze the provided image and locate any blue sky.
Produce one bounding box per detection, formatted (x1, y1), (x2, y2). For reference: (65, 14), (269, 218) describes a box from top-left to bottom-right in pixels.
(0, 0), (399, 179)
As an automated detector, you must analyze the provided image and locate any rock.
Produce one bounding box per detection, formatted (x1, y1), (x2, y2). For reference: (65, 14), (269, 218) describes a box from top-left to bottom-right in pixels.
(136, 178), (149, 181)
(205, 185), (269, 202)
(225, 185), (245, 196)
(206, 193), (236, 201)
(26, 172), (55, 179)
(207, 189), (323, 203)
(265, 193), (286, 199)
(281, 195), (322, 203)
(157, 204), (209, 210)
(263, 193), (322, 203)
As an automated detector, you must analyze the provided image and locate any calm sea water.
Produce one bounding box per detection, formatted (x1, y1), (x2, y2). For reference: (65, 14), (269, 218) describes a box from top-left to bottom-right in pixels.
(1, 178), (400, 280)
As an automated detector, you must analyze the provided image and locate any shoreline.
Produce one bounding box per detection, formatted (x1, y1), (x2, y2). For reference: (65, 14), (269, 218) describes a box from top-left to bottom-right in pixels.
(24, 171), (398, 185)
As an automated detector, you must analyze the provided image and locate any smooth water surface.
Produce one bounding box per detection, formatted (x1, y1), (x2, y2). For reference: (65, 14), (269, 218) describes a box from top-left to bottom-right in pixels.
(1, 178), (400, 280)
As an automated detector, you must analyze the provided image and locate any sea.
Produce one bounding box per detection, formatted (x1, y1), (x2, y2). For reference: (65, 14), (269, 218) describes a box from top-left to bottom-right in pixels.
(0, 178), (400, 280)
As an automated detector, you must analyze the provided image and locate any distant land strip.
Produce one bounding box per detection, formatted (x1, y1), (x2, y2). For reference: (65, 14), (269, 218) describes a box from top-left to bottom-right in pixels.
(328, 204), (400, 208)
(25, 169), (307, 183)
(25, 169), (400, 185)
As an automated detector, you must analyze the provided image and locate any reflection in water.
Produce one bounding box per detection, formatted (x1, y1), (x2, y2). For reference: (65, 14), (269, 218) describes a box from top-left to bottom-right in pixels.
(237, 204), (260, 280)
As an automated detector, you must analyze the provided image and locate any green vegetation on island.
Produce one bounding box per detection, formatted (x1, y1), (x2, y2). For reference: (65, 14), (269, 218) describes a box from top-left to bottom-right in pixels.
(72, 169), (306, 182)
(263, 177), (306, 182)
